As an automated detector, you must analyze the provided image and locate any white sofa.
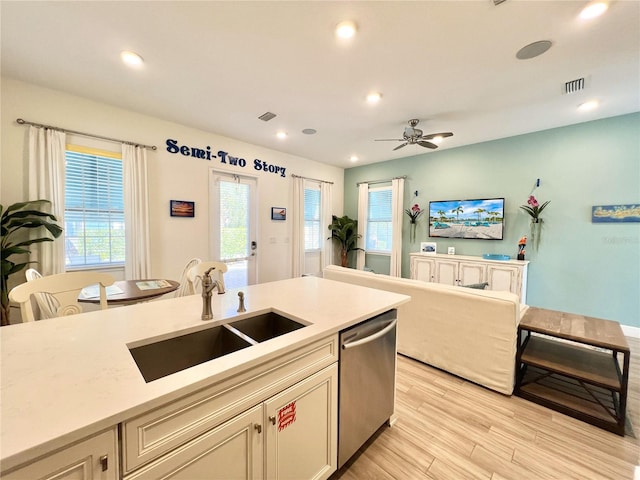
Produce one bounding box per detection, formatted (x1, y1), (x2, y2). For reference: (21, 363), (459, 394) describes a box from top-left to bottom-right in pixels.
(323, 265), (528, 395)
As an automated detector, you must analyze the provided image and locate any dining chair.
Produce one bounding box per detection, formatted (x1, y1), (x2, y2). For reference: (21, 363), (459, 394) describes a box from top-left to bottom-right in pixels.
(9, 271), (115, 322)
(24, 268), (59, 319)
(187, 261), (228, 294)
(173, 258), (202, 297)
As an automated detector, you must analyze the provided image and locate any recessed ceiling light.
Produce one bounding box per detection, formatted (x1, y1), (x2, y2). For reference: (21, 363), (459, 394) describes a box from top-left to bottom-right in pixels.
(350, 155), (359, 163)
(579, 1), (608, 19)
(516, 40), (553, 60)
(276, 131), (288, 139)
(336, 21), (357, 39)
(578, 100), (599, 111)
(366, 92), (382, 104)
(121, 50), (144, 67)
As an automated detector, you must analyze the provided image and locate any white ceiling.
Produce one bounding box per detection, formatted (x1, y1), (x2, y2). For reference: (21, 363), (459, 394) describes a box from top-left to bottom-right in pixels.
(2, 1), (639, 168)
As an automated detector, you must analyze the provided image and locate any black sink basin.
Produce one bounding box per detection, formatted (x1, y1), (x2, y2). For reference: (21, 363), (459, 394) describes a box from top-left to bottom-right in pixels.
(227, 312), (305, 343)
(129, 326), (252, 382)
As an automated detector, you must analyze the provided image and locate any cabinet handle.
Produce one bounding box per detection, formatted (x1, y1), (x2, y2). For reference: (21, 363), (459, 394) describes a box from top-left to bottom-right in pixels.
(100, 454), (108, 472)
(269, 415), (276, 425)
(254, 423), (262, 434)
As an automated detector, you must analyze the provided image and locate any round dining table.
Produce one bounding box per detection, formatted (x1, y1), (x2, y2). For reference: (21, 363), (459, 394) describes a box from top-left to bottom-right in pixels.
(79, 279), (180, 305)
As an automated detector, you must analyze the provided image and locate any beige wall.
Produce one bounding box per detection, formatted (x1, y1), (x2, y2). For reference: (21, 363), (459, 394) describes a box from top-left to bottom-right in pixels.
(1, 77), (344, 285)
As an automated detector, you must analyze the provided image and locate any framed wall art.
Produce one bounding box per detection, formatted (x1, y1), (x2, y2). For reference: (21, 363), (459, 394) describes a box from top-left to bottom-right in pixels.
(271, 207), (286, 220)
(170, 200), (195, 218)
(592, 204), (640, 223)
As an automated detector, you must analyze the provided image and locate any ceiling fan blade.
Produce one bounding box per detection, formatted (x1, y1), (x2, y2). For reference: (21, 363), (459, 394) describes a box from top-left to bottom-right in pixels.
(421, 132), (454, 140)
(417, 140), (438, 149)
(393, 142), (408, 151)
(375, 138), (404, 142)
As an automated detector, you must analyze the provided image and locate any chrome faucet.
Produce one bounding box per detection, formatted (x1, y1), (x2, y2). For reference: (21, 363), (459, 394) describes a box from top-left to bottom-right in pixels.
(201, 267), (225, 320)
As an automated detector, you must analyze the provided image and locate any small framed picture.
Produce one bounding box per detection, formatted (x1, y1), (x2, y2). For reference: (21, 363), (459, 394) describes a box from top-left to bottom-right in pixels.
(271, 207), (286, 220)
(420, 242), (437, 255)
(170, 200), (195, 218)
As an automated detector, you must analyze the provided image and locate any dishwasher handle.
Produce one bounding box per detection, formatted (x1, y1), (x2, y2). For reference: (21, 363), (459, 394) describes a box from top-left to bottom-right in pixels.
(341, 319), (397, 350)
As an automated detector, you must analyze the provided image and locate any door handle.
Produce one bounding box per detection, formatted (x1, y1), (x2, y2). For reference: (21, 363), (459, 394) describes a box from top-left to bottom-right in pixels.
(251, 241), (257, 250)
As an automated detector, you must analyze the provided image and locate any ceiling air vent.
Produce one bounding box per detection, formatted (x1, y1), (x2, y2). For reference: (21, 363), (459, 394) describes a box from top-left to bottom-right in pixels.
(258, 112), (277, 122)
(564, 77), (587, 94)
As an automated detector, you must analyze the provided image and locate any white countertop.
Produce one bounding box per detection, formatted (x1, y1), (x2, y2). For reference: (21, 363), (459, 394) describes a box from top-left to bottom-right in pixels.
(0, 276), (409, 471)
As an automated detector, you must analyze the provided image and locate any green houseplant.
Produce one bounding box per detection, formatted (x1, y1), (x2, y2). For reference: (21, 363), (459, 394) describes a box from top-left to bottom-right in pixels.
(328, 215), (362, 268)
(1, 200), (63, 326)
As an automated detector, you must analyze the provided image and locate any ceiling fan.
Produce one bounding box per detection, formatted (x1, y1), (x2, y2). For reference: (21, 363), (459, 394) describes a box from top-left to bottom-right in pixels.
(375, 119), (453, 151)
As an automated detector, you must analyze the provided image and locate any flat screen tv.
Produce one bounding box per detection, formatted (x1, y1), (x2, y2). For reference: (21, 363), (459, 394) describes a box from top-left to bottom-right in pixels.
(429, 198), (505, 240)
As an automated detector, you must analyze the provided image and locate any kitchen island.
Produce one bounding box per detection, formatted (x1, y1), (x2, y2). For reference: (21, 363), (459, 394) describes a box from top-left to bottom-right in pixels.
(0, 276), (409, 479)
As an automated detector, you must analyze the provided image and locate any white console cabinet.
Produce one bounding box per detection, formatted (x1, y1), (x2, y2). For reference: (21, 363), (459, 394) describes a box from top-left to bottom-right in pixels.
(410, 253), (529, 303)
(2, 428), (118, 480)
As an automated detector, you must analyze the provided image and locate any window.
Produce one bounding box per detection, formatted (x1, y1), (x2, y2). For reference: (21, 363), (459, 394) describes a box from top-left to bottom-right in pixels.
(366, 186), (393, 253)
(64, 145), (125, 268)
(304, 183), (321, 251)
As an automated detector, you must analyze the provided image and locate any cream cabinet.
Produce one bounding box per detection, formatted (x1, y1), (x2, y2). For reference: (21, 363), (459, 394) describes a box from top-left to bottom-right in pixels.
(2, 428), (118, 480)
(122, 335), (339, 480)
(410, 253), (529, 303)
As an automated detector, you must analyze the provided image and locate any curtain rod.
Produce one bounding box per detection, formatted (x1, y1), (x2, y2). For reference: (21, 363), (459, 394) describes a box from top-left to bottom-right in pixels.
(356, 175), (407, 186)
(291, 173), (334, 184)
(16, 118), (157, 150)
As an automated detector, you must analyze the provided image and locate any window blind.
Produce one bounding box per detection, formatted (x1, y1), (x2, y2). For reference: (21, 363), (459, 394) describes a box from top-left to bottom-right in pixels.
(366, 187), (393, 252)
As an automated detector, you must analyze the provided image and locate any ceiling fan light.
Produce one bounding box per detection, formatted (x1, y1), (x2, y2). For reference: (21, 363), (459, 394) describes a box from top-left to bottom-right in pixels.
(579, 2), (608, 19)
(431, 136), (444, 144)
(336, 21), (357, 39)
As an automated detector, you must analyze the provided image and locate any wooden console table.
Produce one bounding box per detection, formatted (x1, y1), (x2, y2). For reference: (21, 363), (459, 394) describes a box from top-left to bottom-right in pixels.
(515, 307), (630, 436)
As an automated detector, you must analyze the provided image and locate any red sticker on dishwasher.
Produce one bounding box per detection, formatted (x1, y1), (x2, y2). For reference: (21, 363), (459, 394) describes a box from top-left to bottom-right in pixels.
(278, 402), (296, 431)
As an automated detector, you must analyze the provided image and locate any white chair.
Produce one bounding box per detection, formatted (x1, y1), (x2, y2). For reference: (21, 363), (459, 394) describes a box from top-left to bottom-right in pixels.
(187, 261), (228, 294)
(24, 268), (59, 319)
(173, 258), (202, 297)
(9, 271), (115, 322)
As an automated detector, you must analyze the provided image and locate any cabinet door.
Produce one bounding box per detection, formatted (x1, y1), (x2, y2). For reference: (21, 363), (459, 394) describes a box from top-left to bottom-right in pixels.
(458, 261), (486, 286)
(434, 259), (458, 285)
(486, 264), (520, 297)
(3, 428), (118, 480)
(126, 405), (263, 480)
(410, 256), (436, 282)
(265, 364), (337, 480)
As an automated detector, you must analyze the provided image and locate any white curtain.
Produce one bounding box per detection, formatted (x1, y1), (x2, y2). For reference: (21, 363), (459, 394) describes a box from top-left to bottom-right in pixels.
(28, 126), (66, 275)
(122, 144), (151, 279)
(356, 182), (368, 270)
(320, 181), (333, 270)
(291, 176), (305, 277)
(390, 177), (405, 277)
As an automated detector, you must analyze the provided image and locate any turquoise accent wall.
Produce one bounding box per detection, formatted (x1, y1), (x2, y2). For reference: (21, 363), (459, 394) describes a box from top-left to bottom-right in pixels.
(344, 113), (640, 328)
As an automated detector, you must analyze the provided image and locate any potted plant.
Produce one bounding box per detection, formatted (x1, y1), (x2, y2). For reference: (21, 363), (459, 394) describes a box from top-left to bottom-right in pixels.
(1, 200), (63, 326)
(328, 215), (362, 268)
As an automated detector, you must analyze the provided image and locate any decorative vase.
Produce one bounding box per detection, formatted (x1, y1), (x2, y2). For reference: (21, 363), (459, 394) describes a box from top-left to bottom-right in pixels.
(410, 222), (417, 243)
(530, 218), (542, 251)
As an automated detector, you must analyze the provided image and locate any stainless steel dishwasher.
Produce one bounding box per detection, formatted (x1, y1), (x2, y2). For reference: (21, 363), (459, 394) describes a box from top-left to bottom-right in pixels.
(338, 309), (397, 468)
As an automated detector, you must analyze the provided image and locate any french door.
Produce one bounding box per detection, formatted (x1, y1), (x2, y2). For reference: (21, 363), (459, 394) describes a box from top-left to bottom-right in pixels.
(209, 171), (257, 288)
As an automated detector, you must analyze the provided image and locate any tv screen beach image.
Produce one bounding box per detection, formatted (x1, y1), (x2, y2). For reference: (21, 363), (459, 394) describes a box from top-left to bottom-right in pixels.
(429, 198), (504, 240)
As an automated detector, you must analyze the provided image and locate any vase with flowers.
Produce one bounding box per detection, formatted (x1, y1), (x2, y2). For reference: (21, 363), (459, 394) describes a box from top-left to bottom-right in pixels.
(520, 195), (550, 250)
(405, 203), (423, 242)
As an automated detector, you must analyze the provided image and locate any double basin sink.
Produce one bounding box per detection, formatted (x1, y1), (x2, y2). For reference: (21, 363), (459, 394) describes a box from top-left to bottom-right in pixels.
(129, 312), (306, 382)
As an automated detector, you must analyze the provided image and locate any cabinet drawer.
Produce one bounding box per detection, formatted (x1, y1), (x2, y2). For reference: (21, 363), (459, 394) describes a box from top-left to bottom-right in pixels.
(2, 428), (118, 480)
(122, 334), (337, 474)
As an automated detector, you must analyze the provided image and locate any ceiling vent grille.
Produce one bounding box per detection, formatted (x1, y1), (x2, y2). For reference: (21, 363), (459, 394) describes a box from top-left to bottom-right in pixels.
(258, 112), (277, 122)
(564, 77), (586, 94)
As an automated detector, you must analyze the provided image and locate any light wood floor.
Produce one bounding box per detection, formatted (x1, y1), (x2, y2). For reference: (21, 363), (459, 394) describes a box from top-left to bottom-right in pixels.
(332, 337), (640, 480)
